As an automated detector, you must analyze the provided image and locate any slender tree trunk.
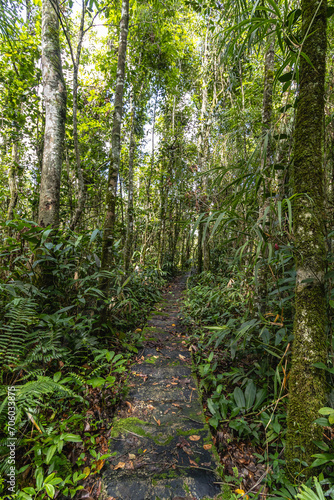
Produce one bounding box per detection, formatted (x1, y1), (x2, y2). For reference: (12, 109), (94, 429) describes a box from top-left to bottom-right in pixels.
(101, 0), (129, 272)
(286, 0), (327, 477)
(124, 90), (136, 271)
(38, 0), (66, 228)
(256, 39), (275, 314)
(147, 94), (157, 205)
(7, 142), (19, 221)
(197, 30), (211, 273)
(69, 0), (86, 230)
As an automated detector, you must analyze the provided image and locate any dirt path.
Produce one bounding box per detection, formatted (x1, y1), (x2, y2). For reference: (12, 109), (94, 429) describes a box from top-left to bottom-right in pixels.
(102, 275), (222, 500)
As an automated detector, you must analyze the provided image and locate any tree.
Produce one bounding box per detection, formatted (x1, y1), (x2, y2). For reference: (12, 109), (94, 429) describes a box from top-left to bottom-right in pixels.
(285, 0), (328, 477)
(101, 0), (129, 272)
(38, 0), (66, 228)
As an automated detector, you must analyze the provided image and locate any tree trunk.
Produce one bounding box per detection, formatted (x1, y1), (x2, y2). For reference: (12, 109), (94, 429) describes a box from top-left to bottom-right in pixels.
(38, 0), (66, 228)
(286, 0), (327, 477)
(124, 90), (136, 271)
(7, 142), (19, 221)
(256, 39), (275, 315)
(198, 30), (210, 273)
(69, 0), (86, 231)
(101, 0), (129, 271)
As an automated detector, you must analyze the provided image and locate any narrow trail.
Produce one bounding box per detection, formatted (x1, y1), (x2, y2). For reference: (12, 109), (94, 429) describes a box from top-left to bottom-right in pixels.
(102, 275), (222, 500)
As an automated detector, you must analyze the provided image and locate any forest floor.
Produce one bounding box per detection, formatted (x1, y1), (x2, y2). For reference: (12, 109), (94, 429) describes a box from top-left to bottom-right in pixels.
(100, 274), (225, 500)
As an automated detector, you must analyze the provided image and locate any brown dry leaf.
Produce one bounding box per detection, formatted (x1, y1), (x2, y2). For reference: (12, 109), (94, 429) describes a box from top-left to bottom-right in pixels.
(189, 459), (198, 467)
(129, 454), (136, 460)
(172, 403), (181, 408)
(114, 462), (126, 470)
(203, 443), (212, 450)
(153, 417), (161, 426)
(170, 382), (178, 385)
(179, 354), (186, 361)
(126, 401), (133, 413)
(189, 435), (200, 441)
(94, 459), (105, 471)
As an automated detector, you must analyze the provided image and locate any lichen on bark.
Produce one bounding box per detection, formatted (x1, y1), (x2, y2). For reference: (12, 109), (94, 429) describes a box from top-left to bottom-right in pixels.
(286, 0), (328, 478)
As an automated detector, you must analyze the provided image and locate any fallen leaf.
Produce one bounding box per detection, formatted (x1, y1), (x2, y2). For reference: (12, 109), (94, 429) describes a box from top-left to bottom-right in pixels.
(203, 444), (212, 450)
(114, 462), (125, 470)
(189, 459), (198, 467)
(93, 459), (105, 472)
(129, 454), (136, 460)
(235, 489), (249, 499)
(153, 417), (161, 426)
(189, 435), (201, 441)
(83, 467), (90, 478)
(179, 354), (186, 361)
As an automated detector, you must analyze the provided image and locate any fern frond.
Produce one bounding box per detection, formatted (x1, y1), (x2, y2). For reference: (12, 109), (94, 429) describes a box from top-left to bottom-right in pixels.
(0, 298), (38, 365)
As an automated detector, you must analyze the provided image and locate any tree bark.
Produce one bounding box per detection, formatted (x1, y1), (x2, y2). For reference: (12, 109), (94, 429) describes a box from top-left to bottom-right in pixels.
(69, 0), (86, 231)
(101, 0), (129, 271)
(38, 0), (66, 228)
(7, 142), (19, 221)
(256, 39), (275, 315)
(286, 0), (327, 477)
(124, 90), (136, 271)
(198, 30), (209, 273)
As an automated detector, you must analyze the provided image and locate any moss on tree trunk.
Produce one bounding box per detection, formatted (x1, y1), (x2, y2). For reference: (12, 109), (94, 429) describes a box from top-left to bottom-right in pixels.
(286, 0), (327, 478)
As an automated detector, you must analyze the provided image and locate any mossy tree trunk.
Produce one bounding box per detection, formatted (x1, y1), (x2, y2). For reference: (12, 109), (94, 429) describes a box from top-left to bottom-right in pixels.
(286, 0), (327, 478)
(38, 0), (66, 228)
(101, 0), (129, 273)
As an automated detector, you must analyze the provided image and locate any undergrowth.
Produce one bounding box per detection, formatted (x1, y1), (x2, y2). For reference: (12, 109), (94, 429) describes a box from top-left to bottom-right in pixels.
(0, 219), (166, 499)
(182, 250), (334, 500)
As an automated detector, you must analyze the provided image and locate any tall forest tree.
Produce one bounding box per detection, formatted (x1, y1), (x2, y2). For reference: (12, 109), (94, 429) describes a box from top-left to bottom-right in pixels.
(38, 0), (66, 228)
(101, 0), (129, 271)
(286, 0), (328, 476)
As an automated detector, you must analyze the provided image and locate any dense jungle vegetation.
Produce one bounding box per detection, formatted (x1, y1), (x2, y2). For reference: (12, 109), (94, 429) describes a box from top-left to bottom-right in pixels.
(0, 0), (334, 498)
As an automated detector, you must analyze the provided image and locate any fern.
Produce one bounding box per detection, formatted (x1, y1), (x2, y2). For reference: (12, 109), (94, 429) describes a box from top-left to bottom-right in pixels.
(0, 298), (38, 365)
(0, 376), (83, 428)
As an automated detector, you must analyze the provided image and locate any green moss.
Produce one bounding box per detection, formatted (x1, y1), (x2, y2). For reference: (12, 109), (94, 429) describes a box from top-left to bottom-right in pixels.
(142, 326), (164, 335)
(176, 427), (204, 436)
(145, 357), (157, 364)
